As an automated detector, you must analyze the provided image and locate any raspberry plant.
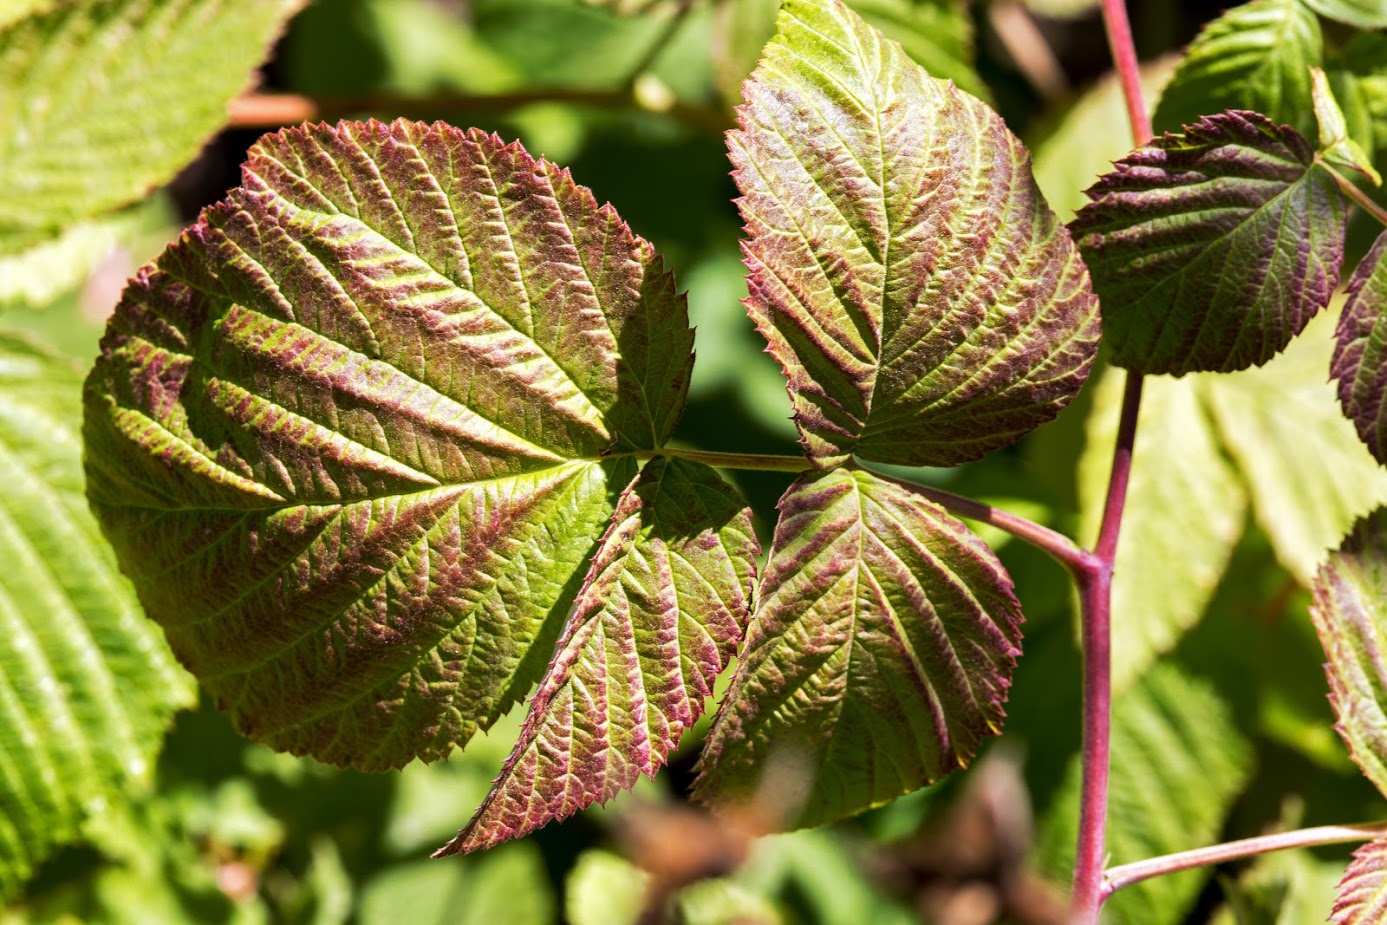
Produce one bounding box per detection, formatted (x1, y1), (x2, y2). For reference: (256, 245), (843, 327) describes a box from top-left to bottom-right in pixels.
(9, 0), (1387, 922)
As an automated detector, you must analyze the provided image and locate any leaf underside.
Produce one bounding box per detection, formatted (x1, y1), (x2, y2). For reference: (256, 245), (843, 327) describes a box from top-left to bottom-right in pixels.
(438, 456), (757, 855)
(1332, 837), (1387, 924)
(694, 467), (1022, 829)
(1152, 0), (1320, 138)
(1302, 0), (1387, 30)
(734, 0), (1099, 469)
(83, 119), (716, 777)
(0, 0), (301, 254)
(1311, 507), (1387, 798)
(0, 336), (195, 900)
(1333, 230), (1387, 465)
(1073, 110), (1344, 376)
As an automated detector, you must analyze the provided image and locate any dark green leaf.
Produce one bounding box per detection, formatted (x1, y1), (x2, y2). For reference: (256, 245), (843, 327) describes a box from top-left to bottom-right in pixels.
(694, 467), (1022, 828)
(734, 0), (1099, 468)
(1152, 0), (1321, 138)
(1074, 111), (1345, 375)
(83, 120), (706, 773)
(1333, 230), (1387, 465)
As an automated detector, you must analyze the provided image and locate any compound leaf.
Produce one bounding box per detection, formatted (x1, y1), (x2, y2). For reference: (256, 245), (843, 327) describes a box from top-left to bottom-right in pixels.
(1202, 309), (1387, 583)
(1074, 111), (1345, 375)
(1078, 369), (1245, 693)
(1333, 230), (1387, 465)
(694, 467), (1022, 828)
(1332, 838), (1387, 925)
(1152, 0), (1321, 138)
(439, 457), (756, 855)
(0, 0), (302, 254)
(0, 335), (195, 899)
(734, 0), (1099, 469)
(1311, 507), (1387, 797)
(83, 120), (701, 773)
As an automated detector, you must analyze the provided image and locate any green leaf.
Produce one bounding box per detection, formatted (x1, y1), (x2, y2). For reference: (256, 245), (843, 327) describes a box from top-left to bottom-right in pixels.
(83, 120), (703, 772)
(1331, 837), (1387, 924)
(0, 334), (195, 900)
(360, 842), (554, 925)
(566, 850), (648, 925)
(1151, 0), (1321, 138)
(734, 0), (1099, 469)
(1333, 230), (1387, 465)
(1074, 111), (1346, 375)
(0, 0), (302, 254)
(1314, 67), (1382, 186)
(1202, 308), (1387, 583)
(694, 467), (1023, 828)
(1211, 846), (1342, 925)
(1311, 507), (1387, 797)
(1077, 368), (1246, 693)
(847, 0), (985, 101)
(439, 457), (756, 854)
(1038, 664), (1254, 925)
(1301, 0), (1387, 29)
(1339, 33), (1387, 177)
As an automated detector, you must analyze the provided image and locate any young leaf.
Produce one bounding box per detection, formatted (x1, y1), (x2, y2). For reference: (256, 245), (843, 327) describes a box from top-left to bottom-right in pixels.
(1311, 507), (1387, 797)
(1301, 0), (1387, 30)
(1331, 837), (1387, 925)
(1333, 231), (1387, 465)
(0, 335), (195, 900)
(1074, 111), (1346, 375)
(438, 457), (756, 855)
(733, 0), (1099, 469)
(694, 467), (1023, 828)
(1202, 309), (1387, 583)
(1151, 0), (1321, 138)
(83, 120), (701, 772)
(1077, 368), (1246, 693)
(0, 0), (302, 254)
(1314, 67), (1383, 186)
(1037, 664), (1253, 925)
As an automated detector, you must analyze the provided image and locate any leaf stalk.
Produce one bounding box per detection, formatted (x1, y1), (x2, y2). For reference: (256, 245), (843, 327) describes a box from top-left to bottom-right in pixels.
(1102, 821), (1387, 896)
(1317, 157), (1387, 228)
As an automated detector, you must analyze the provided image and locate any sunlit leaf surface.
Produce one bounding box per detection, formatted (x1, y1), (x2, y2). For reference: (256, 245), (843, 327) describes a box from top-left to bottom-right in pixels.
(0, 0), (302, 254)
(440, 457), (756, 854)
(1333, 230), (1387, 465)
(0, 335), (195, 899)
(733, 0), (1098, 468)
(695, 467), (1022, 828)
(1331, 837), (1387, 924)
(83, 120), (725, 781)
(1312, 507), (1387, 797)
(1302, 0), (1387, 30)
(1074, 111), (1345, 375)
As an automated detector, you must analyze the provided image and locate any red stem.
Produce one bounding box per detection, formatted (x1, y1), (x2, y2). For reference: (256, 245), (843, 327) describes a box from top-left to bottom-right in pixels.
(1069, 0), (1154, 914)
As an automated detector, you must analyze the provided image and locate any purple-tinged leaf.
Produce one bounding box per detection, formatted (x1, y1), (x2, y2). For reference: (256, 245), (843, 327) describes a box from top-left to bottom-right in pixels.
(733, 0), (1099, 468)
(693, 467), (1022, 827)
(1333, 838), (1387, 924)
(1333, 230), (1387, 465)
(1073, 110), (1346, 375)
(1312, 507), (1387, 798)
(82, 120), (701, 772)
(438, 457), (757, 855)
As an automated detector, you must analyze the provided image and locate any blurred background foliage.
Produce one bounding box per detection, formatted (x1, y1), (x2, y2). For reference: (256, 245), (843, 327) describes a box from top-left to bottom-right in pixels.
(5, 0), (1387, 922)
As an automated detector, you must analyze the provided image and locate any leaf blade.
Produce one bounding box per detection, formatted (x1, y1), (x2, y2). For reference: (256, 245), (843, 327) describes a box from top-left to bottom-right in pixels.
(82, 120), (696, 771)
(734, 0), (1099, 468)
(1074, 111), (1346, 375)
(439, 457), (757, 854)
(1332, 837), (1387, 925)
(0, 335), (195, 899)
(1333, 230), (1387, 464)
(0, 0), (302, 253)
(693, 467), (1022, 827)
